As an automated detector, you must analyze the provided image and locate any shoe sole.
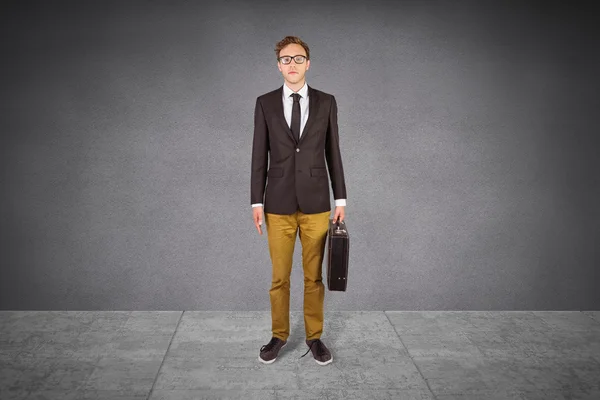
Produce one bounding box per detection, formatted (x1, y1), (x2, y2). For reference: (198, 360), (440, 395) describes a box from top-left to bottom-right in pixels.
(314, 354), (333, 365)
(258, 341), (287, 364)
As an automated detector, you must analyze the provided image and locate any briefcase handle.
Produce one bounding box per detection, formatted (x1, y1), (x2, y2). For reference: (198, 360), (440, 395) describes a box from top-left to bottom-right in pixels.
(333, 219), (346, 234)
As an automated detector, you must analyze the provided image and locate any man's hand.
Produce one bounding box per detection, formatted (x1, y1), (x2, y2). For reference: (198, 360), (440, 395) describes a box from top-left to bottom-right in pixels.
(253, 206), (264, 235)
(332, 206), (345, 223)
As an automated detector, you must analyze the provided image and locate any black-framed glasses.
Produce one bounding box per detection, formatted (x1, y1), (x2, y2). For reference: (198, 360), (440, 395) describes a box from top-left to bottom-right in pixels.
(278, 55), (307, 65)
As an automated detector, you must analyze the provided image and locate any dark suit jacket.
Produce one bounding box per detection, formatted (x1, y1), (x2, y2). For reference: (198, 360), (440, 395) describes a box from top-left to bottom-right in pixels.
(251, 84), (347, 215)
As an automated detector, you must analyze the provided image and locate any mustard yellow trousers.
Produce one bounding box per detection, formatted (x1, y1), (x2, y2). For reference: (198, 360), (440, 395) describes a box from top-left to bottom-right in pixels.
(264, 210), (330, 342)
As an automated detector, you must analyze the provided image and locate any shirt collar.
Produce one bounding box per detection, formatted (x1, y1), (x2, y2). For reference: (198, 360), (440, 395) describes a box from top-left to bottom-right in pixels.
(283, 81), (308, 99)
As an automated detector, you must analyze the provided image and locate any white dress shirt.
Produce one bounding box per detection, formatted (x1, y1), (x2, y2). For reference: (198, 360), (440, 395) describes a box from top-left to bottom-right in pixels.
(252, 81), (347, 209)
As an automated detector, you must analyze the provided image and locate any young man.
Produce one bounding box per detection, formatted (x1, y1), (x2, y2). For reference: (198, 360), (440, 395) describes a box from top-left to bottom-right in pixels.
(250, 36), (347, 366)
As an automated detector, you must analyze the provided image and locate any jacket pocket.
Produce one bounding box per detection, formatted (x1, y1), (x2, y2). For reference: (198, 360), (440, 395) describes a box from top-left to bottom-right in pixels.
(310, 167), (327, 177)
(268, 167), (283, 177)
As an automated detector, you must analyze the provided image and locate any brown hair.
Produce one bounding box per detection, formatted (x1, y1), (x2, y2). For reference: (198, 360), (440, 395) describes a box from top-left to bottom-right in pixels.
(274, 36), (310, 61)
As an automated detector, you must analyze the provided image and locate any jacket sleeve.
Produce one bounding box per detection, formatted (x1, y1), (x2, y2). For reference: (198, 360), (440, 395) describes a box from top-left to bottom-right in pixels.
(325, 95), (347, 201)
(250, 97), (269, 205)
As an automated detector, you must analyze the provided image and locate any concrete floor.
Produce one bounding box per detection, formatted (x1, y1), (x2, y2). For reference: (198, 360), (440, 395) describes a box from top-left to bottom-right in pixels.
(0, 311), (599, 400)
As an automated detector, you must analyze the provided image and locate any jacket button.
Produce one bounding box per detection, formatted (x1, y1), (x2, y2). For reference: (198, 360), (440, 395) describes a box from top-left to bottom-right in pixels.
(296, 148), (300, 152)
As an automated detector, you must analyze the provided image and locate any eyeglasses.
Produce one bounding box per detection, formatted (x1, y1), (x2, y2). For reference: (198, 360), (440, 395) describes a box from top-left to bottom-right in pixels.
(278, 55), (307, 65)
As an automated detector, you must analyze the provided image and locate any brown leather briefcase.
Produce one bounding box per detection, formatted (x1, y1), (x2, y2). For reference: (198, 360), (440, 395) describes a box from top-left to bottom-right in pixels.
(326, 219), (349, 291)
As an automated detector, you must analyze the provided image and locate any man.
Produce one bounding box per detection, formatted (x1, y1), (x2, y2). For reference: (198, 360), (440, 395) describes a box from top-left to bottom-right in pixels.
(250, 36), (347, 366)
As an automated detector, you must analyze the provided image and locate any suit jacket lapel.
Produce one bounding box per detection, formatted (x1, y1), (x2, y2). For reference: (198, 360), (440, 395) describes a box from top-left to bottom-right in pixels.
(274, 84), (319, 146)
(300, 85), (318, 145)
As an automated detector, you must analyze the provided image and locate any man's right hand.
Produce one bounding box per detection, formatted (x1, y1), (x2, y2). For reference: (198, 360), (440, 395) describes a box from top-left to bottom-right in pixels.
(253, 206), (264, 235)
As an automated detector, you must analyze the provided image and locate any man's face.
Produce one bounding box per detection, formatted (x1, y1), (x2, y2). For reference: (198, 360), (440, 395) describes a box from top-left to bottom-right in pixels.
(277, 43), (310, 85)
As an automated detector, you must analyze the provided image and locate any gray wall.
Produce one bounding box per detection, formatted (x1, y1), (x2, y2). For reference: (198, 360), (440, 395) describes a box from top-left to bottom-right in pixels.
(1, 0), (598, 310)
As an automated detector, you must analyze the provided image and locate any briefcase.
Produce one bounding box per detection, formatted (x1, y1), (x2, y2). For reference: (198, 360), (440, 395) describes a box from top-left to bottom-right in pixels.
(326, 219), (349, 291)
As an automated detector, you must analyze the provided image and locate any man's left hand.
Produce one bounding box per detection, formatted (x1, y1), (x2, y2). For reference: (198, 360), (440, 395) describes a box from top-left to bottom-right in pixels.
(332, 206), (345, 223)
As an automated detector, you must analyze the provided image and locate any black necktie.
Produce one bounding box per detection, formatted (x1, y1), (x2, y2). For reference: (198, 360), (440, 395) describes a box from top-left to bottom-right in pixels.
(291, 93), (301, 143)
